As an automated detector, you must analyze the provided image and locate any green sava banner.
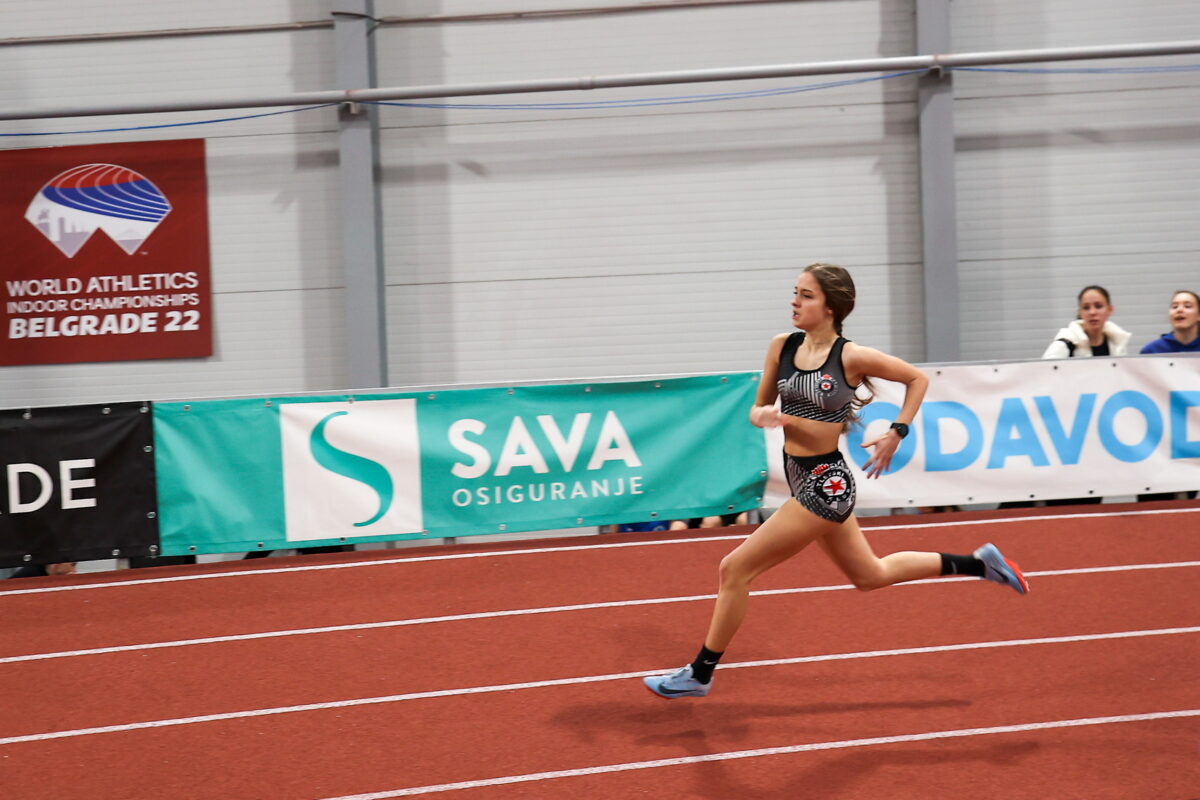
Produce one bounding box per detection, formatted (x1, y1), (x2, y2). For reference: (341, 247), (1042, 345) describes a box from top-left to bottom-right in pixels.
(153, 374), (765, 555)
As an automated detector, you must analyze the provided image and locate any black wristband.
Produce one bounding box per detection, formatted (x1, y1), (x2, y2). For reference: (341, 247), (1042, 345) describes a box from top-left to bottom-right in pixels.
(889, 422), (910, 439)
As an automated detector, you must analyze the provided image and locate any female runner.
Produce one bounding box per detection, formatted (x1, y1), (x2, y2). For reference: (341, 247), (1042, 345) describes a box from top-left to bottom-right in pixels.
(645, 262), (1028, 699)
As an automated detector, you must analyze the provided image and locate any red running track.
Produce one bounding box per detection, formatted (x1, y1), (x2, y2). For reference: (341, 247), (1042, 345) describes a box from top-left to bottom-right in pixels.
(0, 502), (1197, 799)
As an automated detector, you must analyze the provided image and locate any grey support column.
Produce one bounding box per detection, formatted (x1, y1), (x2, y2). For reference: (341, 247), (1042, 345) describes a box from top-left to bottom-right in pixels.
(334, 1), (388, 387)
(916, 0), (961, 362)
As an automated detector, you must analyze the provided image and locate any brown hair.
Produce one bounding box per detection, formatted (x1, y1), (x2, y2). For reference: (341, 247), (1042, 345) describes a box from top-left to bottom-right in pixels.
(1077, 285), (1111, 305)
(802, 262), (873, 428)
(803, 262), (856, 336)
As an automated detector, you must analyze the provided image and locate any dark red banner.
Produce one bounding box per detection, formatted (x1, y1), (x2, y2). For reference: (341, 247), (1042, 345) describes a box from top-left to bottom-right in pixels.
(0, 139), (212, 365)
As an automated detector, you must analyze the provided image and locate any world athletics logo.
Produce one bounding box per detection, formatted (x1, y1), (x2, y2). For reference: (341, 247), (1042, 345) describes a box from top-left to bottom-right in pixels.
(24, 163), (172, 258)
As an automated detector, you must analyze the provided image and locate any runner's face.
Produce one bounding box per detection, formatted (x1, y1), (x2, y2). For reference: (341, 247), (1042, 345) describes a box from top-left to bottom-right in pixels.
(1169, 292), (1199, 333)
(791, 272), (832, 330)
(1077, 289), (1112, 334)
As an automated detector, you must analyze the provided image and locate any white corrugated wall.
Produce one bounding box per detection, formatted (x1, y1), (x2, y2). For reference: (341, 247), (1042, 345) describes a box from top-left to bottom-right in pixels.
(953, 0), (1200, 360)
(375, 1), (921, 384)
(0, 2), (345, 407)
(1, 1), (1197, 407)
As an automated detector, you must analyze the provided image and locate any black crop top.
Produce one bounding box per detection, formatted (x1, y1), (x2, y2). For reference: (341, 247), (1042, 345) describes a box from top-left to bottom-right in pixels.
(776, 332), (858, 423)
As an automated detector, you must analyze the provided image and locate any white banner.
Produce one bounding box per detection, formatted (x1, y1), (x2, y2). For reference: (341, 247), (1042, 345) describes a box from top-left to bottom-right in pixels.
(765, 354), (1200, 509)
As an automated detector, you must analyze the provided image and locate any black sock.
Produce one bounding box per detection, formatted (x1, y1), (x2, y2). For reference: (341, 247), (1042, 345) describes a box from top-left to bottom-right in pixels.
(690, 645), (724, 684)
(939, 552), (985, 577)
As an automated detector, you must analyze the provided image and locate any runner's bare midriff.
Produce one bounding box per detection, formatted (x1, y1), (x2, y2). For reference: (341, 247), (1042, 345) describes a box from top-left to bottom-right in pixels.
(781, 416), (843, 457)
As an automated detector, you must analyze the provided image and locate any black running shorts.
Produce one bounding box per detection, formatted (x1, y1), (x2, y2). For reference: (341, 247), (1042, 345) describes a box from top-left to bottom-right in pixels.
(783, 450), (856, 524)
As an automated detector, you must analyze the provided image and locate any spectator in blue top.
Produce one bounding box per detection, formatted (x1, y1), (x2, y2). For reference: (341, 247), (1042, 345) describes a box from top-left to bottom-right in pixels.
(1140, 290), (1200, 353)
(1137, 289), (1200, 503)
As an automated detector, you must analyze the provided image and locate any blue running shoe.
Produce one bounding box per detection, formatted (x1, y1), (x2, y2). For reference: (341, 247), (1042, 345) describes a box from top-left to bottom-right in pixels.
(643, 665), (711, 698)
(974, 543), (1029, 595)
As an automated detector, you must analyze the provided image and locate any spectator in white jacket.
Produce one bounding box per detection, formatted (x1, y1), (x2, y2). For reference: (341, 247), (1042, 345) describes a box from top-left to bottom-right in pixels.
(1041, 285), (1131, 359)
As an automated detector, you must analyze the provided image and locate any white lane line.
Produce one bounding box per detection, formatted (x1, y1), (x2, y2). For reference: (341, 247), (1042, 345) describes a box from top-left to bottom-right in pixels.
(0, 534), (742, 597)
(316, 709), (1200, 798)
(2, 506), (1196, 598)
(4, 560), (1198, 665)
(864, 506), (1200, 531)
(1, 625), (1196, 747)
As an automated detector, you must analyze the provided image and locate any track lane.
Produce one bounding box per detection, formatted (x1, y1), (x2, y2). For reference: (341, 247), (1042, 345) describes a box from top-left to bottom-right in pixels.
(1, 508), (1196, 658)
(1, 506), (1195, 799)
(0, 566), (1195, 740)
(419, 715), (1200, 800)
(0, 634), (1195, 800)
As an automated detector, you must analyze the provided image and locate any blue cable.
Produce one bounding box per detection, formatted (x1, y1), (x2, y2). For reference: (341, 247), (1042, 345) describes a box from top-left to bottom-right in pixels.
(366, 70), (924, 110)
(0, 103), (339, 137)
(2, 63), (1197, 137)
(952, 64), (1200, 74)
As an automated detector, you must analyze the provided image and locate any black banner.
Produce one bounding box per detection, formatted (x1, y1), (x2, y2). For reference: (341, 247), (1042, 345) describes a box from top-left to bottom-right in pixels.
(0, 402), (159, 568)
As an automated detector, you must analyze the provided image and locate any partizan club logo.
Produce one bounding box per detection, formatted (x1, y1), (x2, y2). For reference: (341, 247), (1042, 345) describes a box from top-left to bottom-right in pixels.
(809, 461), (855, 515)
(280, 400), (425, 542)
(24, 163), (172, 258)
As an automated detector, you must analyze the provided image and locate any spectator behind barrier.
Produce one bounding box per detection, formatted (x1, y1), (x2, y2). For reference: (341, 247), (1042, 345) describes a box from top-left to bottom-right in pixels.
(605, 513), (753, 534)
(1138, 289), (1199, 500)
(244, 545), (353, 559)
(3, 562), (76, 579)
(1140, 290), (1200, 354)
(669, 512), (749, 530)
(613, 521), (671, 533)
(1040, 285), (1131, 359)
(1036, 285), (1133, 506)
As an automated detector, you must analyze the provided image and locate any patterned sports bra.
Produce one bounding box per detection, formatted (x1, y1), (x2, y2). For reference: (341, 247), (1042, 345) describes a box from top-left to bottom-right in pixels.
(776, 332), (858, 423)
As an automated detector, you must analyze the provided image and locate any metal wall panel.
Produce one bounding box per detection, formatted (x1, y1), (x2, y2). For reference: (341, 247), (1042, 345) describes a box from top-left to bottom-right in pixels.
(206, 134), (342, 294)
(0, 288), (347, 408)
(4, 1), (328, 38)
(1, 4), (346, 407)
(952, 0), (1200, 101)
(380, 99), (923, 383)
(0, 130), (348, 408)
(386, 260), (924, 386)
(953, 0), (1198, 50)
(952, 0), (1200, 361)
(374, 0), (916, 127)
(5, 0), (1194, 408)
(0, 29), (335, 140)
(376, 0), (915, 84)
(378, 1), (923, 385)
